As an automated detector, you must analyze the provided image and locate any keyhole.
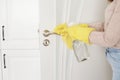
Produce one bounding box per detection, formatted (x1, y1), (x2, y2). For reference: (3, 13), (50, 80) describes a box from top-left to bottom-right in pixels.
(43, 39), (50, 46)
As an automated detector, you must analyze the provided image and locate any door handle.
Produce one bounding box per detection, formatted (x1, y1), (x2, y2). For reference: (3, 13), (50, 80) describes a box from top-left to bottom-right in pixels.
(42, 30), (59, 46)
(2, 26), (5, 41)
(43, 30), (59, 37)
(3, 54), (6, 69)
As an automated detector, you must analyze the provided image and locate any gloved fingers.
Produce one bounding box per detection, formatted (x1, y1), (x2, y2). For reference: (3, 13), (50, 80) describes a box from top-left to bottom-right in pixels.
(79, 24), (89, 28)
(53, 23), (68, 35)
(53, 23), (89, 36)
(69, 23), (89, 28)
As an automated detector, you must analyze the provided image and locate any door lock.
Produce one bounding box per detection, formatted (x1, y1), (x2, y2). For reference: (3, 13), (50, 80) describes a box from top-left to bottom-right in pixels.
(43, 39), (50, 46)
(42, 30), (59, 46)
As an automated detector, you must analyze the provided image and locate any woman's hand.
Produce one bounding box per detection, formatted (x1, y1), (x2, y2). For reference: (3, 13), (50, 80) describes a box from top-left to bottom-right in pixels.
(53, 23), (95, 49)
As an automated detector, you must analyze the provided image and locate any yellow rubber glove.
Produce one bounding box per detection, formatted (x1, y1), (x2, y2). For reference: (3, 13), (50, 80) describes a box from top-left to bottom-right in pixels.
(53, 23), (95, 49)
(54, 23), (74, 49)
(67, 25), (95, 44)
(54, 23), (88, 35)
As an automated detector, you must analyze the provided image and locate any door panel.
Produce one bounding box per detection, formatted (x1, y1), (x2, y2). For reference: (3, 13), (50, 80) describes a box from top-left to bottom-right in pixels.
(2, 50), (41, 80)
(2, 0), (39, 49)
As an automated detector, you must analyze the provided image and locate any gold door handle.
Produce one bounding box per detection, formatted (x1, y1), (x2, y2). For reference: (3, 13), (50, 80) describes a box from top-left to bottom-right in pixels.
(43, 30), (59, 37)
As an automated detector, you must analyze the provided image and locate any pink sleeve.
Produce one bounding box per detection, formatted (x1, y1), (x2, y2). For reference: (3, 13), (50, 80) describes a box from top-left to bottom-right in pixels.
(88, 22), (104, 31)
(89, 3), (120, 48)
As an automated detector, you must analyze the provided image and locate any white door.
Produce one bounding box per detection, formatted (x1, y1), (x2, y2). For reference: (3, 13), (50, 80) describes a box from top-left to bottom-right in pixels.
(1, 0), (39, 49)
(39, 0), (73, 80)
(1, 50), (40, 80)
(39, 0), (56, 80)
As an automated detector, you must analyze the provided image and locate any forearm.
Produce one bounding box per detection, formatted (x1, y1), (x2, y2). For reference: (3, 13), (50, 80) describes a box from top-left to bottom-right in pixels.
(88, 22), (104, 31)
(89, 31), (119, 48)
